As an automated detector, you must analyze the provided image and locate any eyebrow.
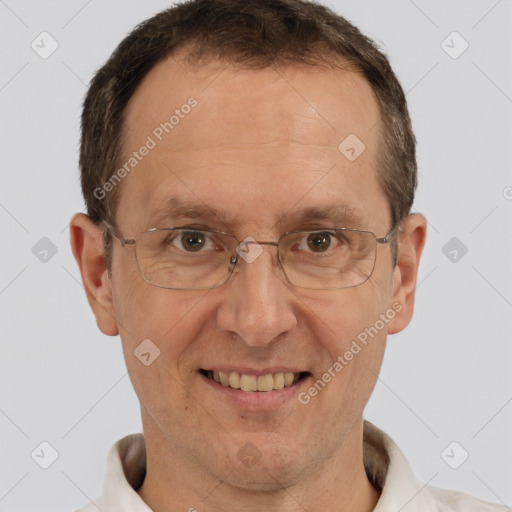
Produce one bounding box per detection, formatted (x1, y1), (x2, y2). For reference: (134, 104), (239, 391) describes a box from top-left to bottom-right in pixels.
(143, 196), (364, 231)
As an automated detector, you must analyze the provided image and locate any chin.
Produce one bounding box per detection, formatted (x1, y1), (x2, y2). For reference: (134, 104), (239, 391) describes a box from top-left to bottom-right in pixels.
(221, 434), (314, 490)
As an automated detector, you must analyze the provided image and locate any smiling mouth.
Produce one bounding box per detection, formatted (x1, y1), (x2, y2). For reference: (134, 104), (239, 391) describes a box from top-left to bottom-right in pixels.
(199, 369), (310, 392)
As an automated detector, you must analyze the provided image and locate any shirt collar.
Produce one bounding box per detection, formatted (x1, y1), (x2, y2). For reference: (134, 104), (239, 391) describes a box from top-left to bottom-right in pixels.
(103, 433), (151, 511)
(99, 421), (436, 511)
(362, 421), (436, 511)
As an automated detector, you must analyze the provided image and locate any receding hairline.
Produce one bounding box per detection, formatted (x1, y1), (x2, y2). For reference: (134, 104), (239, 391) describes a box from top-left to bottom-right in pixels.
(117, 45), (366, 145)
(113, 49), (381, 226)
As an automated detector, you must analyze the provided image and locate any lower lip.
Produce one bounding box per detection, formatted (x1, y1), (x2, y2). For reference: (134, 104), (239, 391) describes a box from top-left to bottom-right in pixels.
(198, 372), (311, 411)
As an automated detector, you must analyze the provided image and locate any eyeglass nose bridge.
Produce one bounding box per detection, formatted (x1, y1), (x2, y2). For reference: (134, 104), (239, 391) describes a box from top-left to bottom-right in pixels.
(230, 239), (280, 269)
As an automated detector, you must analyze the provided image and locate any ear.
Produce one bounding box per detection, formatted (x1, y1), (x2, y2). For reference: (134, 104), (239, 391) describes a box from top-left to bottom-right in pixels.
(69, 213), (119, 336)
(387, 213), (427, 335)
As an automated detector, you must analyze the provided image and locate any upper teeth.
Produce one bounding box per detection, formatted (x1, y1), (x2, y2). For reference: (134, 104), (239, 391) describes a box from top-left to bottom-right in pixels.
(208, 370), (299, 392)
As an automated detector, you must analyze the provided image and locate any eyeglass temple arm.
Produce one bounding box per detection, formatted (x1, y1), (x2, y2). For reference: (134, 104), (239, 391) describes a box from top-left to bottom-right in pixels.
(376, 222), (401, 244)
(101, 220), (136, 248)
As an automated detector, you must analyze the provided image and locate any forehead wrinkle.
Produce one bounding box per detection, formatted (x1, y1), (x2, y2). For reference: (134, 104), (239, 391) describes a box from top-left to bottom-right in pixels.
(143, 195), (364, 232)
(274, 204), (364, 230)
(145, 196), (233, 228)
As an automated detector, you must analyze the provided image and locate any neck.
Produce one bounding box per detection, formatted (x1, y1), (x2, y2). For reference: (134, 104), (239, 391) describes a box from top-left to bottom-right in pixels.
(137, 418), (381, 512)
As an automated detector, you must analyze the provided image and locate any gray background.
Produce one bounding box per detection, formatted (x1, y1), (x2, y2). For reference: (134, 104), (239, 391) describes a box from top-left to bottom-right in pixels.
(1, 0), (511, 510)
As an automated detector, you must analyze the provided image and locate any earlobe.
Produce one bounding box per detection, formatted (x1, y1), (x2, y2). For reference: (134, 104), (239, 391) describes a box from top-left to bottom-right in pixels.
(69, 213), (119, 336)
(387, 213), (427, 335)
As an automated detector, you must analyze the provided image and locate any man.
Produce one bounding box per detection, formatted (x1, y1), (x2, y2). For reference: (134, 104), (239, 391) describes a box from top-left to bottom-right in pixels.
(69, 0), (506, 510)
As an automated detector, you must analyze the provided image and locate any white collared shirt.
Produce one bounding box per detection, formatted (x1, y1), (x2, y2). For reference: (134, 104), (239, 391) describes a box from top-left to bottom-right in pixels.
(75, 421), (508, 511)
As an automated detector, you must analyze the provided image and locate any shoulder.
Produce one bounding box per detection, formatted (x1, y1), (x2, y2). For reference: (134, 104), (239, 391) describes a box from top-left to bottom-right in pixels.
(72, 433), (147, 512)
(426, 485), (510, 511)
(363, 421), (509, 512)
(73, 496), (107, 512)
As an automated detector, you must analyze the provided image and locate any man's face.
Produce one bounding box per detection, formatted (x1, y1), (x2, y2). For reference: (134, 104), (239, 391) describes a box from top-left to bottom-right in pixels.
(102, 56), (403, 487)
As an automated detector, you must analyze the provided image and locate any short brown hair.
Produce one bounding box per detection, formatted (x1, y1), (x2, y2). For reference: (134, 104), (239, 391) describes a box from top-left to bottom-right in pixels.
(80, 0), (416, 270)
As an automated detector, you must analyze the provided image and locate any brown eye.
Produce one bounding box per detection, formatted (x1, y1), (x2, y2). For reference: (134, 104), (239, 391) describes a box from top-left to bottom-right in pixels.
(306, 232), (331, 252)
(181, 231), (206, 251)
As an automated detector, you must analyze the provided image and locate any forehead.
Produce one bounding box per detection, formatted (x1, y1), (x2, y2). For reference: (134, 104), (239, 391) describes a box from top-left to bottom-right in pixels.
(116, 56), (387, 234)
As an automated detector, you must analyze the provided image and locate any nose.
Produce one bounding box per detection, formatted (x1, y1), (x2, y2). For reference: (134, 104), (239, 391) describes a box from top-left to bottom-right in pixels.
(215, 242), (298, 347)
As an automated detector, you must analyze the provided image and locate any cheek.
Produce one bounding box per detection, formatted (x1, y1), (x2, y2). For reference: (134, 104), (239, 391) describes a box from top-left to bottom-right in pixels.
(112, 265), (209, 372)
(323, 281), (392, 391)
(303, 285), (391, 407)
(308, 278), (391, 357)
(113, 285), (212, 420)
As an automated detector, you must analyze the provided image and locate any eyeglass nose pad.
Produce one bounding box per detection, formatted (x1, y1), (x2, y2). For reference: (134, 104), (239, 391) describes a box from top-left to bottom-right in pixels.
(229, 254), (240, 273)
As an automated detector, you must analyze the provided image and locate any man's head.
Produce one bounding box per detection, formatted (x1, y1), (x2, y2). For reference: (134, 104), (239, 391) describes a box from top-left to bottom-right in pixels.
(70, 0), (426, 505)
(79, 0), (417, 272)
